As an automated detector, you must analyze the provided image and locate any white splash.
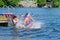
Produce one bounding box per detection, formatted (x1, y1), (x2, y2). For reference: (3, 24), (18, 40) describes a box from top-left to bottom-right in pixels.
(16, 21), (44, 29)
(30, 21), (44, 29)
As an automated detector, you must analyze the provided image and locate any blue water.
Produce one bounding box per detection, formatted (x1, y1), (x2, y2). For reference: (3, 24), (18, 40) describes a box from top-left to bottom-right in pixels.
(0, 8), (60, 40)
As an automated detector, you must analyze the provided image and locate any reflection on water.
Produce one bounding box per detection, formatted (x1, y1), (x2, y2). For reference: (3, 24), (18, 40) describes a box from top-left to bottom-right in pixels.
(12, 36), (18, 40)
(12, 26), (32, 40)
(12, 26), (18, 40)
(12, 26), (18, 36)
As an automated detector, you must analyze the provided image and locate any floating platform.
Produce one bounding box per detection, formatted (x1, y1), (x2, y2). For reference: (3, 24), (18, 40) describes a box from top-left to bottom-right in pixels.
(0, 22), (8, 27)
(0, 15), (8, 27)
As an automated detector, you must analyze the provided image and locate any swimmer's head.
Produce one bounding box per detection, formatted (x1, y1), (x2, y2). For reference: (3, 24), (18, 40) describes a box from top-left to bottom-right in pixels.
(25, 13), (30, 17)
(12, 15), (17, 19)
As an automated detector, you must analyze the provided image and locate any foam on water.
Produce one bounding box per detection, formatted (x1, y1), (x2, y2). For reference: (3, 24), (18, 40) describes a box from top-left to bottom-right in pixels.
(30, 21), (44, 29)
(16, 21), (44, 29)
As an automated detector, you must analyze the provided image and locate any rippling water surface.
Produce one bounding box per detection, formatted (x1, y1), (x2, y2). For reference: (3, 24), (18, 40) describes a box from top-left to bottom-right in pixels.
(0, 8), (60, 40)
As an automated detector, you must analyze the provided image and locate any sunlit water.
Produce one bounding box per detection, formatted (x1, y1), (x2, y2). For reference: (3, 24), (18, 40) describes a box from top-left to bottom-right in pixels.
(0, 8), (60, 40)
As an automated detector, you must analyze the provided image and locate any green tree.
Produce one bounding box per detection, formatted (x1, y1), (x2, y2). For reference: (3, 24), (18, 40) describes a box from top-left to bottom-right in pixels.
(2, 0), (21, 7)
(52, 0), (60, 7)
(37, 0), (46, 7)
(46, 0), (52, 2)
(0, 0), (4, 7)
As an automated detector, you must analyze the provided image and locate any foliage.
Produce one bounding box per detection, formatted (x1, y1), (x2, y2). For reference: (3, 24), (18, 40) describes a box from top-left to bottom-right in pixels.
(37, 0), (46, 7)
(0, 0), (60, 7)
(46, 0), (52, 2)
(0, 0), (21, 7)
(0, 0), (4, 7)
(52, 0), (60, 7)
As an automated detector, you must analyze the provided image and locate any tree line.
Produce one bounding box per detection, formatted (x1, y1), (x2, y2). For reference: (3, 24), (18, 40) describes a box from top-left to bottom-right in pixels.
(0, 0), (60, 7)
(0, 0), (21, 7)
(37, 0), (60, 7)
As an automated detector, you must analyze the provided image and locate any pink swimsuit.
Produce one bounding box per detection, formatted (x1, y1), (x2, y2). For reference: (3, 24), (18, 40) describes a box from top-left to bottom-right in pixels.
(25, 17), (32, 26)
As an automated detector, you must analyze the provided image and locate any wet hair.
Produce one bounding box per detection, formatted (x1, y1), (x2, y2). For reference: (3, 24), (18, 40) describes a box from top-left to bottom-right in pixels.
(12, 15), (17, 19)
(12, 15), (17, 26)
(25, 13), (29, 17)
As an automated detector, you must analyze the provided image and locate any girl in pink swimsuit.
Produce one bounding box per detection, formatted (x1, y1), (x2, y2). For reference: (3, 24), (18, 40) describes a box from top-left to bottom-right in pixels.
(24, 13), (34, 27)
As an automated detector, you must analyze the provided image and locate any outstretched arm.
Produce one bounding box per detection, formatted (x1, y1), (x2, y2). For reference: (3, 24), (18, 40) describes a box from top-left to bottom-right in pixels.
(30, 16), (35, 21)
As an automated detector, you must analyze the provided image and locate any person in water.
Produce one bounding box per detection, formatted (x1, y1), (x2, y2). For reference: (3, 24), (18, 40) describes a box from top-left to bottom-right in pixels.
(12, 15), (24, 28)
(24, 13), (34, 27)
(12, 15), (19, 26)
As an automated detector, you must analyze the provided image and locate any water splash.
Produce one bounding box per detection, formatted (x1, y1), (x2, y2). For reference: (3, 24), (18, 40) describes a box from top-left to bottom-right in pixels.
(31, 21), (44, 29)
(16, 21), (44, 29)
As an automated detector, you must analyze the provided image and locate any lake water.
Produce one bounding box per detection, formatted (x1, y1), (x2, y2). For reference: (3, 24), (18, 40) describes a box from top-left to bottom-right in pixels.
(0, 8), (60, 40)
